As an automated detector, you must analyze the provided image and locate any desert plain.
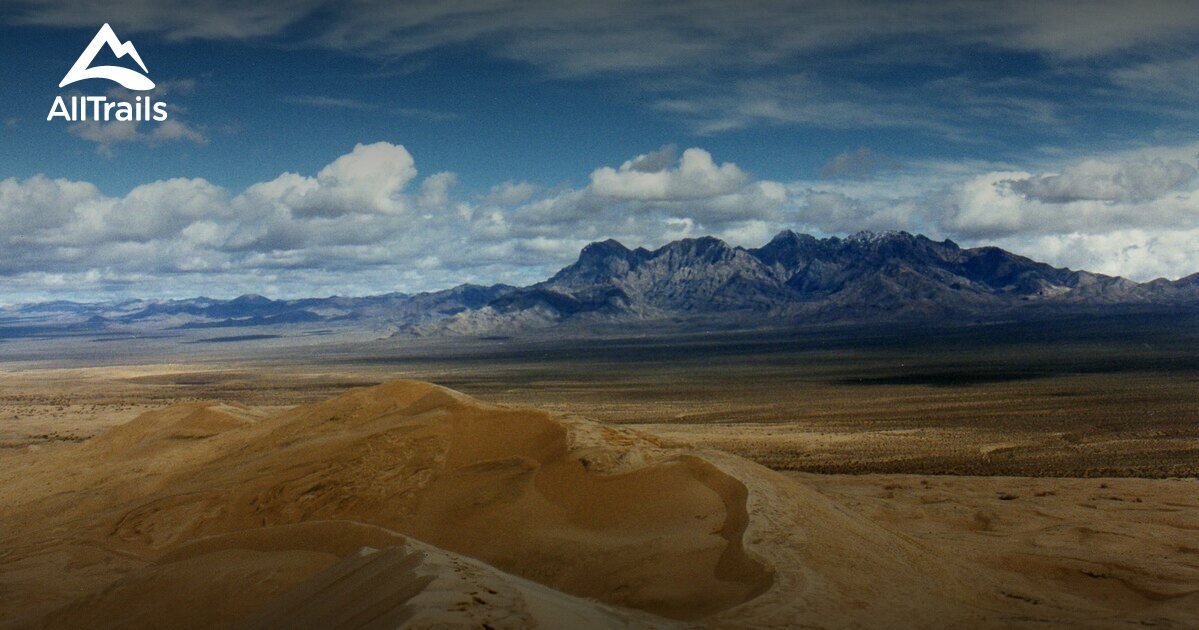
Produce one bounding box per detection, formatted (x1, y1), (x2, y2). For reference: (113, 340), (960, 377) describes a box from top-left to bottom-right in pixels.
(0, 313), (1196, 628)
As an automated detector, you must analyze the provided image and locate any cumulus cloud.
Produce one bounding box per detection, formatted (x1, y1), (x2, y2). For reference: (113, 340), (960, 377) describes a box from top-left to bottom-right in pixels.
(494, 146), (788, 242)
(2, 141), (718, 299)
(800, 190), (875, 232)
(0, 142), (437, 289)
(1004, 158), (1197, 204)
(784, 145), (1199, 279)
(928, 155), (1199, 239)
(3, 141), (1199, 301)
(590, 147), (749, 201)
(992, 229), (1199, 281)
(86, 178), (229, 244)
(418, 172), (457, 209)
(796, 189), (925, 234)
(279, 141), (419, 218)
(0, 175), (99, 235)
(484, 181), (539, 205)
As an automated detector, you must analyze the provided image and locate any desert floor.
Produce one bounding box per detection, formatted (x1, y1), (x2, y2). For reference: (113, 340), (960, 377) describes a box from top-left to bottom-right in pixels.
(0, 321), (1196, 627)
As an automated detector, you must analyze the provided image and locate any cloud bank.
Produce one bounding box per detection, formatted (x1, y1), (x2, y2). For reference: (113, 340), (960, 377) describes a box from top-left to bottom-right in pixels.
(2, 140), (1198, 302)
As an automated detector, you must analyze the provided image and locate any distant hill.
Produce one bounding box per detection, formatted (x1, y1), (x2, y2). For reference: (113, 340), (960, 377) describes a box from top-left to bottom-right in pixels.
(0, 284), (515, 340)
(2, 231), (1196, 341)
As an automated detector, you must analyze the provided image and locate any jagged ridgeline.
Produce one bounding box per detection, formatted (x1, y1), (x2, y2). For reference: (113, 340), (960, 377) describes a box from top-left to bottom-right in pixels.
(3, 231), (1197, 339)
(415, 230), (1198, 335)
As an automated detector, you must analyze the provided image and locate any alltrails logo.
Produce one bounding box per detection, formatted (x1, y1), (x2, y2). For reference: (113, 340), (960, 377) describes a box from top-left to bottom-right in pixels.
(47, 24), (168, 122)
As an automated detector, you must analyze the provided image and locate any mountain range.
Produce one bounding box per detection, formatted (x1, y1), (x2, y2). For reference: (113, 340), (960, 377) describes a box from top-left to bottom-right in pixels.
(3, 230), (1197, 341)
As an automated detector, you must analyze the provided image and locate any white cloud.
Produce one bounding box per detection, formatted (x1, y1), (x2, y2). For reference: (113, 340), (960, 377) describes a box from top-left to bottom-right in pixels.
(800, 190), (875, 232)
(781, 143), (1199, 279)
(68, 121), (139, 146)
(68, 118), (207, 157)
(3, 141), (1199, 300)
(715, 220), (776, 247)
(795, 188), (928, 235)
(58, 79), (208, 155)
(484, 180), (539, 205)
(418, 172), (457, 209)
(0, 175), (99, 234)
(0, 143), (438, 288)
(280, 141), (419, 218)
(993, 229), (1199, 281)
(936, 170), (1036, 237)
(85, 178), (228, 244)
(497, 146), (788, 238)
(151, 119), (208, 144)
(931, 155), (1199, 239)
(1005, 158), (1197, 203)
(684, 180), (787, 223)
(590, 147), (749, 201)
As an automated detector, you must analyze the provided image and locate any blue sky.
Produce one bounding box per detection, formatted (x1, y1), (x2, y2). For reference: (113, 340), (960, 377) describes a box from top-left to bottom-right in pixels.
(2, 1), (1198, 301)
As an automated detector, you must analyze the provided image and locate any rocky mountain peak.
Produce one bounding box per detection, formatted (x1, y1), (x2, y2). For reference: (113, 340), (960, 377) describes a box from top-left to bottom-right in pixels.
(578, 238), (632, 259)
(845, 229), (912, 243)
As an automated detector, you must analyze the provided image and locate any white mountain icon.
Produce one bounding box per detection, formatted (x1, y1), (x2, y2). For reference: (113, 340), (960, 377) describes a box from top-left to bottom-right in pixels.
(59, 23), (155, 91)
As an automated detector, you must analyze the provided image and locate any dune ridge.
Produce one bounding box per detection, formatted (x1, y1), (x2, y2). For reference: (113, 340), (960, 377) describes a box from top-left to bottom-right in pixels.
(1, 380), (770, 626)
(1, 379), (1195, 628)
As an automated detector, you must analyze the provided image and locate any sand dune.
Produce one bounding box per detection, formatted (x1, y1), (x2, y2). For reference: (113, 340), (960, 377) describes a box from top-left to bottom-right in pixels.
(0, 380), (1195, 628)
(39, 521), (680, 629)
(1, 381), (765, 626)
